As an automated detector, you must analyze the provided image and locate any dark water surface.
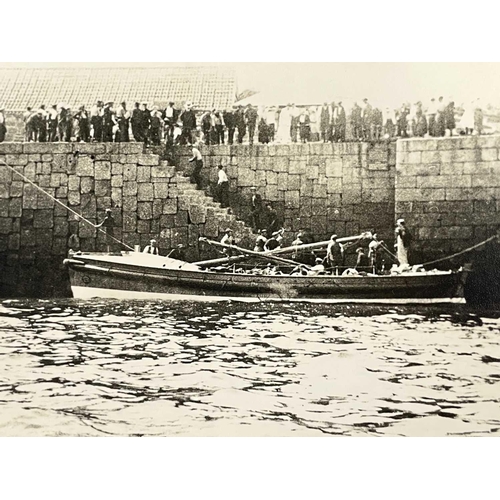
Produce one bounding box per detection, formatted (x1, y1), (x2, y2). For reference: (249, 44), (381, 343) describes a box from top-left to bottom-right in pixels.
(1, 299), (500, 436)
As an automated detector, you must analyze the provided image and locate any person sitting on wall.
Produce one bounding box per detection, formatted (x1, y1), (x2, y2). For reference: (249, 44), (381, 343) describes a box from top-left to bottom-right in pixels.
(143, 239), (159, 255)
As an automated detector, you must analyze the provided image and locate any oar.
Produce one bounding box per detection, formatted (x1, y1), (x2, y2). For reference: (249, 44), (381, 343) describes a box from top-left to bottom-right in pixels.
(198, 237), (312, 270)
(270, 232), (372, 256)
(194, 232), (371, 267)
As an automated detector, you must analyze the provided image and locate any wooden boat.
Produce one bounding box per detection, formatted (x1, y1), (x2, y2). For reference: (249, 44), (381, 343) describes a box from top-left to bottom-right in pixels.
(63, 251), (465, 303)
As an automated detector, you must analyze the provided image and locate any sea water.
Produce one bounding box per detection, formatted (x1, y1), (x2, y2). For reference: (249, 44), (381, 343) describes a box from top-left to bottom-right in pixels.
(0, 299), (499, 436)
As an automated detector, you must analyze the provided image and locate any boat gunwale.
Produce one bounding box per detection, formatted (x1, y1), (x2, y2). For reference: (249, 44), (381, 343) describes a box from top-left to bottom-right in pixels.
(65, 254), (462, 290)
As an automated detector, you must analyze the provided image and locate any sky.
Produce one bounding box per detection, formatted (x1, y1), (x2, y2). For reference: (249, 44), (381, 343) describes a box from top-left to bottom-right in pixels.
(229, 62), (500, 108)
(1, 62), (499, 109)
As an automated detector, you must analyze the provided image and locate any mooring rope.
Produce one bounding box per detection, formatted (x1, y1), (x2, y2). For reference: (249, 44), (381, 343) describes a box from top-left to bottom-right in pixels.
(0, 160), (134, 251)
(420, 235), (498, 267)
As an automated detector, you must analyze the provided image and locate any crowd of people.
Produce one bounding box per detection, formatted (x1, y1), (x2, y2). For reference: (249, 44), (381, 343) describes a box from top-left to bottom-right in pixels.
(0, 96), (486, 145)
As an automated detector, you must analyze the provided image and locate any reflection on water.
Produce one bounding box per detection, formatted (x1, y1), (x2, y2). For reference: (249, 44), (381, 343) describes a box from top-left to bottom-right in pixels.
(1, 299), (500, 436)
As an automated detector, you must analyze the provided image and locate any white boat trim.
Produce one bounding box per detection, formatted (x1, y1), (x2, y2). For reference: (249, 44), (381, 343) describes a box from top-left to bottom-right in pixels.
(71, 286), (466, 305)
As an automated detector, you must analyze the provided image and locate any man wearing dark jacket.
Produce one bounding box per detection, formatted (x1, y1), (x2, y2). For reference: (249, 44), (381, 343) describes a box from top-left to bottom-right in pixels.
(131, 102), (142, 141)
(320, 103), (330, 143)
(245, 105), (258, 145)
(249, 186), (263, 231)
(180, 102), (196, 145)
(223, 109), (236, 145)
(140, 103), (152, 145)
(234, 106), (246, 144)
(334, 102), (346, 142)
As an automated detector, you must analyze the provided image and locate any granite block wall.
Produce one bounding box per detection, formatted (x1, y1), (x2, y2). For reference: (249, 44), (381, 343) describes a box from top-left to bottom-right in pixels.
(2, 136), (498, 297)
(175, 142), (397, 245)
(396, 136), (500, 264)
(0, 142), (253, 297)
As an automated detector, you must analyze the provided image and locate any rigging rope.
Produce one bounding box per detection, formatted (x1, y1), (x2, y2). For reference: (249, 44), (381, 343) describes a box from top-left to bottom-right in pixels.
(420, 235), (498, 267)
(0, 160), (134, 251)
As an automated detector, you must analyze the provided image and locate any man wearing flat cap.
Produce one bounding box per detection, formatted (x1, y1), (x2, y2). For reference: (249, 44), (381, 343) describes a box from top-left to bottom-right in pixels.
(326, 234), (344, 274)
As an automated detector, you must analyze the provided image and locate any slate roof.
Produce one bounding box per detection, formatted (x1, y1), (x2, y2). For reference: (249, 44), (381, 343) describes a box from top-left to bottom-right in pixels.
(0, 66), (237, 111)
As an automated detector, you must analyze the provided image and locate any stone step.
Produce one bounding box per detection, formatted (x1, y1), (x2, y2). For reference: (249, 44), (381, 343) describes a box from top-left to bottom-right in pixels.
(171, 171), (255, 240)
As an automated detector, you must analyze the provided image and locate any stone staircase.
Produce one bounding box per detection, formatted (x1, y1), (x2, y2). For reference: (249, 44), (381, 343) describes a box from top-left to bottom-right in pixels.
(171, 171), (255, 249)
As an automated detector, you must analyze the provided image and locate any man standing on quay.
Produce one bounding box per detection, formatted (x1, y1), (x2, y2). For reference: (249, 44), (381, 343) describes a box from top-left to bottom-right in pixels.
(235, 105), (246, 144)
(245, 104), (258, 145)
(223, 108), (236, 145)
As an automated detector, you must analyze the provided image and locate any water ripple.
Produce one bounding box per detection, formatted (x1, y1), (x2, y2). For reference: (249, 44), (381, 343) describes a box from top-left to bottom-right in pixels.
(1, 299), (500, 436)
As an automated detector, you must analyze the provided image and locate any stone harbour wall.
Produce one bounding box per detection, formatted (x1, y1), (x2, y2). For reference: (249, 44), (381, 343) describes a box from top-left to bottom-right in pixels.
(0, 142), (253, 297)
(1, 137), (499, 297)
(396, 135), (500, 264)
(175, 142), (397, 244)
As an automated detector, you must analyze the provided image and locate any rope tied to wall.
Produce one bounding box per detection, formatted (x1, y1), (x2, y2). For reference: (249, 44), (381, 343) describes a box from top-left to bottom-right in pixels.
(0, 159), (134, 251)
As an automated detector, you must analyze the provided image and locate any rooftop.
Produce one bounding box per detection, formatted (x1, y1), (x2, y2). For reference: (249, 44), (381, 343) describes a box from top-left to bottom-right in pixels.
(0, 65), (237, 111)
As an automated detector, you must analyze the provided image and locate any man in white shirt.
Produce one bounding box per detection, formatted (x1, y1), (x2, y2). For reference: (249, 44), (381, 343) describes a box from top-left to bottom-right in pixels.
(217, 164), (230, 208)
(188, 144), (203, 188)
(220, 228), (236, 256)
(143, 239), (159, 255)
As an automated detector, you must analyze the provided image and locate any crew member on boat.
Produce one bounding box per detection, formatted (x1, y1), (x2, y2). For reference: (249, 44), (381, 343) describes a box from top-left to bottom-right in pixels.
(96, 208), (115, 253)
(167, 244), (186, 260)
(143, 239), (159, 255)
(326, 234), (344, 274)
(253, 229), (268, 252)
(265, 228), (284, 251)
(395, 218), (412, 267)
(355, 247), (369, 271)
(368, 233), (384, 273)
(221, 228), (236, 256)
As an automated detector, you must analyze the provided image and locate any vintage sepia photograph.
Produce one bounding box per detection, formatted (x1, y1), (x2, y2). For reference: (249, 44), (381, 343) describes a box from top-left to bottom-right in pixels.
(0, 2), (498, 496)
(2, 60), (500, 437)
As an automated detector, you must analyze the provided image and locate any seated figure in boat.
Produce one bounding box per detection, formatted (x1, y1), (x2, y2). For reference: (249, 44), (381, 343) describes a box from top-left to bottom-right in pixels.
(354, 247), (370, 274)
(167, 244), (186, 260)
(291, 229), (316, 265)
(308, 258), (326, 276)
(326, 234), (344, 275)
(265, 228), (284, 251)
(220, 228), (236, 256)
(253, 229), (268, 252)
(143, 239), (159, 255)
